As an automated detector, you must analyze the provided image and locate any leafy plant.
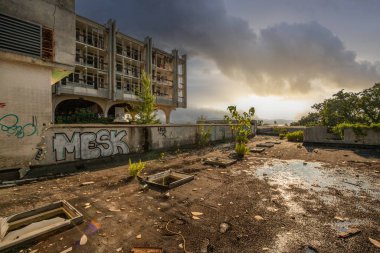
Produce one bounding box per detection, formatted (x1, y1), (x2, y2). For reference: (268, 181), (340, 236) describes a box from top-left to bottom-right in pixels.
(286, 131), (304, 142)
(224, 106), (255, 157)
(273, 127), (288, 136)
(159, 152), (165, 160)
(198, 125), (211, 147)
(291, 83), (380, 127)
(135, 71), (159, 124)
(128, 159), (145, 177)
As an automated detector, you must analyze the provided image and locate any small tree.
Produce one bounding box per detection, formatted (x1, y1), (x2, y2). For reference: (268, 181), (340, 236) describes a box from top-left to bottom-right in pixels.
(136, 71), (159, 124)
(224, 106), (255, 157)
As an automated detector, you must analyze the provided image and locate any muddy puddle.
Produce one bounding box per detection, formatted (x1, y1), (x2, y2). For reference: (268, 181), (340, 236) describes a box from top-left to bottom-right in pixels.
(253, 159), (380, 199)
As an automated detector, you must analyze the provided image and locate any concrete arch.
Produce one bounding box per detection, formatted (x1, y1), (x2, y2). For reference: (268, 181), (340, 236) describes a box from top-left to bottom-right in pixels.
(106, 102), (134, 119)
(54, 97), (105, 123)
(156, 106), (173, 124)
(53, 95), (107, 117)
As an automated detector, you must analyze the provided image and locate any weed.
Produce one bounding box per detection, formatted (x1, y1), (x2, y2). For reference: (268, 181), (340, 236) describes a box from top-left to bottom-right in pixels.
(128, 159), (145, 177)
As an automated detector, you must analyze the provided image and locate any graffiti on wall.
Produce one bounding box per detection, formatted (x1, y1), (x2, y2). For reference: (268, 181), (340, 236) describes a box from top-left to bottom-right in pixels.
(53, 129), (129, 161)
(0, 114), (38, 138)
(158, 127), (167, 137)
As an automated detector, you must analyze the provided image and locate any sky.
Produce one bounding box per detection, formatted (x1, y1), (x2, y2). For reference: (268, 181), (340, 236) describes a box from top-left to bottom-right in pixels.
(76, 0), (380, 122)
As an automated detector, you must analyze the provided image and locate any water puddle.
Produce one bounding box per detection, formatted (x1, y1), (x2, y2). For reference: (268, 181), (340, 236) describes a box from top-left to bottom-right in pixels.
(253, 159), (380, 199)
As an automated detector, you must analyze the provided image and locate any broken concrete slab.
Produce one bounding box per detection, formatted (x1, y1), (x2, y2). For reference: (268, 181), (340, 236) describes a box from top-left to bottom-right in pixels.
(204, 157), (237, 168)
(256, 143), (275, 148)
(250, 148), (265, 153)
(142, 170), (194, 190)
(337, 227), (361, 238)
(0, 200), (83, 252)
(266, 141), (281, 144)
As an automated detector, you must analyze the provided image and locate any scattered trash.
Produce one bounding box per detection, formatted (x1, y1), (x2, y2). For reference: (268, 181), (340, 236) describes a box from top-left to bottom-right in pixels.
(192, 216), (201, 220)
(191, 212), (203, 216)
(337, 227), (361, 238)
(84, 203), (91, 209)
(204, 157), (237, 168)
(142, 170), (194, 190)
(116, 247), (122, 252)
(131, 247), (163, 253)
(165, 218), (191, 253)
(369, 237), (380, 248)
(219, 222), (230, 233)
(250, 148), (265, 153)
(254, 215), (264, 221)
(179, 243), (183, 249)
(109, 207), (121, 212)
(80, 181), (95, 186)
(136, 234), (142, 239)
(262, 247), (270, 251)
(79, 234), (88, 245)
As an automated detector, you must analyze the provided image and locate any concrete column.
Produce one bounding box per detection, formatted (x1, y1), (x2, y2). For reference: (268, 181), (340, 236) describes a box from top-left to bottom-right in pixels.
(181, 54), (187, 108)
(107, 19), (116, 101)
(144, 36), (152, 77)
(164, 109), (171, 124)
(172, 49), (179, 107)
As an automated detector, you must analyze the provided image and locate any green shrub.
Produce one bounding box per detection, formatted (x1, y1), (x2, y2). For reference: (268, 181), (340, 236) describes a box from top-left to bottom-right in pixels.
(128, 159), (145, 177)
(235, 142), (248, 157)
(198, 126), (211, 147)
(332, 123), (380, 139)
(286, 131), (304, 142)
(273, 127), (288, 136)
(279, 133), (286, 140)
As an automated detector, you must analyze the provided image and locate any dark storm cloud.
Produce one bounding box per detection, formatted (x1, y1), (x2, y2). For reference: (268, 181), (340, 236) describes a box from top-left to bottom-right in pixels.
(76, 0), (380, 95)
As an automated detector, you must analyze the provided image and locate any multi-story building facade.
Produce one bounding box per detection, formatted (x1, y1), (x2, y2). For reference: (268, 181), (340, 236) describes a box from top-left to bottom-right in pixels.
(52, 15), (187, 123)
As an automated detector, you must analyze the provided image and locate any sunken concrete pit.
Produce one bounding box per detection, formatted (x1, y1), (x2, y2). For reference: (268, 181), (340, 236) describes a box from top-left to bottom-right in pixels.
(204, 157), (237, 168)
(0, 200), (83, 252)
(143, 170), (194, 190)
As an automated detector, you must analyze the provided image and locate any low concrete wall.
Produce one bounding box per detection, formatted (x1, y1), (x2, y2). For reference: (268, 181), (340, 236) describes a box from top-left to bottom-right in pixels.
(28, 124), (242, 167)
(304, 126), (380, 146)
(257, 126), (305, 136)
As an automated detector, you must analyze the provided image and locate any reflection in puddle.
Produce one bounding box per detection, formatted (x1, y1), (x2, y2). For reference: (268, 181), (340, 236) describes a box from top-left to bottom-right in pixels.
(253, 159), (380, 199)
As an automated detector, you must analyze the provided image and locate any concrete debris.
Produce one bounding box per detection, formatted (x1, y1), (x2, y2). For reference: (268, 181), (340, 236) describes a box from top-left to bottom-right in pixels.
(337, 228), (361, 238)
(179, 243), (183, 249)
(200, 238), (210, 253)
(369, 237), (380, 248)
(192, 216), (201, 220)
(109, 207), (121, 212)
(135, 234), (142, 239)
(219, 222), (230, 233)
(191, 212), (203, 216)
(60, 247), (72, 253)
(254, 215), (264, 221)
(116, 247), (122, 252)
(266, 207), (278, 212)
(79, 234), (87, 245)
(334, 216), (348, 221)
(80, 181), (95, 186)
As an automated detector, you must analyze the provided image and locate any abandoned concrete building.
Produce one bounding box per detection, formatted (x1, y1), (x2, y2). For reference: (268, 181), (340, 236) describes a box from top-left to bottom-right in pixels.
(53, 16), (187, 124)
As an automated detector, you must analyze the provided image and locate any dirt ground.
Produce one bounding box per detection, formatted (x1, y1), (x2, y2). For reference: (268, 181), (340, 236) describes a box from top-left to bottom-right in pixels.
(1, 136), (380, 253)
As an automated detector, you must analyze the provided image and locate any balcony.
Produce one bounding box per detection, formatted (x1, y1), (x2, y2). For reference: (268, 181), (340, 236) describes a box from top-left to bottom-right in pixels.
(55, 82), (109, 98)
(156, 96), (173, 106)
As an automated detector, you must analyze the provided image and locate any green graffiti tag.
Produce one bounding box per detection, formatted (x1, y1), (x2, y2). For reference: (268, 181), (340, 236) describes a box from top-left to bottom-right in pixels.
(0, 114), (38, 138)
